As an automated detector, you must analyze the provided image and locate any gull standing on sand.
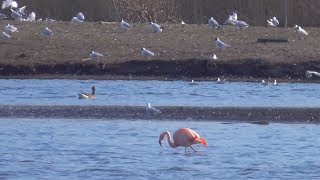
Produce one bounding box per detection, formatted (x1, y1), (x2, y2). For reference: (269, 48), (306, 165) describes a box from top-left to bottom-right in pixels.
(146, 103), (161, 114)
(235, 20), (249, 30)
(208, 17), (220, 28)
(2, 31), (11, 41)
(120, 19), (132, 30)
(26, 12), (36, 21)
(305, 70), (320, 78)
(77, 12), (85, 21)
(150, 22), (162, 33)
(224, 11), (237, 25)
(2, 0), (17, 9)
(214, 38), (230, 48)
(141, 48), (155, 57)
(0, 13), (7, 19)
(4, 23), (18, 33)
(267, 17), (279, 27)
(43, 27), (53, 38)
(294, 25), (308, 36)
(180, 20), (186, 25)
(209, 53), (217, 60)
(89, 51), (104, 59)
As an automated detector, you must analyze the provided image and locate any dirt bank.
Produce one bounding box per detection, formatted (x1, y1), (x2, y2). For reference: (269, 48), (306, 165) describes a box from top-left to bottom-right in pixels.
(0, 105), (319, 123)
(1, 21), (320, 80)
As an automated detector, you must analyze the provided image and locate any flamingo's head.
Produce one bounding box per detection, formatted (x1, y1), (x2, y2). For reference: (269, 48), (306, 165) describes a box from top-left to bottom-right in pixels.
(158, 131), (168, 147)
(194, 137), (208, 146)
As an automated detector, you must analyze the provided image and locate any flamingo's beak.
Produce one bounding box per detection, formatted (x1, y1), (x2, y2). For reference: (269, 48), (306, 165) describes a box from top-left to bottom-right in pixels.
(159, 141), (162, 147)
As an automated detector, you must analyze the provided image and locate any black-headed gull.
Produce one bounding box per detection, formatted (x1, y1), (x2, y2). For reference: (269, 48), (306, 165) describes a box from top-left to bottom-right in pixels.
(208, 17), (220, 28)
(26, 12), (36, 21)
(77, 12), (85, 21)
(2, 0), (17, 9)
(214, 38), (230, 48)
(5, 23), (18, 33)
(120, 19), (132, 30)
(43, 27), (53, 37)
(235, 20), (249, 30)
(2, 31), (11, 41)
(180, 20), (186, 25)
(141, 48), (155, 57)
(217, 78), (226, 84)
(89, 51), (104, 59)
(294, 25), (308, 36)
(150, 22), (162, 33)
(146, 103), (161, 114)
(267, 17), (279, 27)
(305, 70), (320, 78)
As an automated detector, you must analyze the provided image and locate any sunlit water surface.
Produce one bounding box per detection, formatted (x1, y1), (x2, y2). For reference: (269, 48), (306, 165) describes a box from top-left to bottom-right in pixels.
(0, 79), (319, 107)
(0, 118), (319, 179)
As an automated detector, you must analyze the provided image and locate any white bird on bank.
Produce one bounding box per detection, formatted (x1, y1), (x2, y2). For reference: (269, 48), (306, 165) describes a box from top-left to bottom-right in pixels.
(17, 5), (26, 16)
(214, 38), (230, 48)
(71, 16), (82, 23)
(0, 13), (7, 19)
(89, 51), (104, 59)
(141, 48), (155, 57)
(217, 78), (225, 84)
(189, 80), (199, 85)
(235, 20), (249, 30)
(209, 53), (217, 60)
(77, 12), (85, 21)
(231, 11), (238, 21)
(150, 22), (162, 33)
(273, 80), (277, 85)
(43, 27), (53, 37)
(4, 23), (18, 33)
(294, 25), (308, 36)
(120, 19), (132, 30)
(180, 20), (186, 25)
(26, 12), (36, 21)
(208, 17), (220, 28)
(224, 11), (237, 25)
(146, 103), (161, 114)
(267, 16), (279, 27)
(305, 70), (320, 78)
(261, 80), (268, 85)
(2, 31), (11, 41)
(2, 0), (17, 9)
(10, 9), (22, 20)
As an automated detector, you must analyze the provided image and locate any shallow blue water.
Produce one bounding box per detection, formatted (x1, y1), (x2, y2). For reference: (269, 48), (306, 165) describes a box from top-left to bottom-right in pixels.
(0, 79), (319, 107)
(0, 118), (319, 179)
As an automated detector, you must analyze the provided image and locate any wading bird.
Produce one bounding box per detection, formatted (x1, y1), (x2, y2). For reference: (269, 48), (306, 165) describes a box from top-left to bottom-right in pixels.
(159, 128), (207, 154)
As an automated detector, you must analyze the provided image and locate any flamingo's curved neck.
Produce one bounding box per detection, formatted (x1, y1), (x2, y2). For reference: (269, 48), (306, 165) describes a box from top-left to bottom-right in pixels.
(166, 131), (178, 148)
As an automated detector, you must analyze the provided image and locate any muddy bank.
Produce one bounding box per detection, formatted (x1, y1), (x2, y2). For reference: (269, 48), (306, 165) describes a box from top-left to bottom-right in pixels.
(0, 105), (319, 123)
(1, 21), (320, 80)
(0, 59), (319, 80)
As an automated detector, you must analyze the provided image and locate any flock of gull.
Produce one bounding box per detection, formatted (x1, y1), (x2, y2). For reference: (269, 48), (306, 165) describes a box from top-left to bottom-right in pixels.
(1, 1), (319, 97)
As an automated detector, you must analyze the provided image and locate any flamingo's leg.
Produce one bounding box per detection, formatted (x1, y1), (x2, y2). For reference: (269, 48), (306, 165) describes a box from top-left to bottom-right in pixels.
(190, 146), (196, 152)
(185, 147), (187, 154)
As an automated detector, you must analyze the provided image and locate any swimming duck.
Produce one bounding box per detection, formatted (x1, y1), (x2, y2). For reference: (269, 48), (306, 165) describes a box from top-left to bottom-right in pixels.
(79, 86), (96, 99)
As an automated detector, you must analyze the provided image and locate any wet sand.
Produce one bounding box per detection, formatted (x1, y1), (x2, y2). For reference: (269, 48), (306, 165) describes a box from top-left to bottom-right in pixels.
(0, 105), (319, 123)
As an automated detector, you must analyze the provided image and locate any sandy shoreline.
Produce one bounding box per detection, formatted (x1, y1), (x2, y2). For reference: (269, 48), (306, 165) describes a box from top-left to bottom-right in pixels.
(0, 105), (319, 123)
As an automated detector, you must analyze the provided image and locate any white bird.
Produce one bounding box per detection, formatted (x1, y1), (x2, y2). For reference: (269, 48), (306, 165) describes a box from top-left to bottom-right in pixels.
(235, 20), (249, 30)
(43, 27), (53, 37)
(209, 53), (217, 60)
(26, 12), (36, 21)
(71, 16), (82, 23)
(273, 80), (277, 85)
(261, 80), (268, 85)
(4, 23), (17, 33)
(267, 16), (279, 27)
(141, 48), (155, 57)
(180, 20), (186, 25)
(189, 80), (199, 85)
(17, 5), (26, 16)
(120, 19), (132, 30)
(0, 13), (7, 19)
(217, 78), (225, 84)
(2, 0), (17, 9)
(214, 38), (230, 48)
(10, 9), (22, 20)
(2, 31), (10, 41)
(305, 70), (320, 78)
(208, 17), (220, 28)
(89, 51), (104, 59)
(146, 103), (161, 114)
(77, 12), (85, 21)
(294, 25), (308, 36)
(150, 22), (162, 33)
(231, 11), (238, 21)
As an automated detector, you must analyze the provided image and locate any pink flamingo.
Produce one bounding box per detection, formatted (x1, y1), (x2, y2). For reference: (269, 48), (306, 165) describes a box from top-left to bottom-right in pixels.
(159, 128), (207, 153)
